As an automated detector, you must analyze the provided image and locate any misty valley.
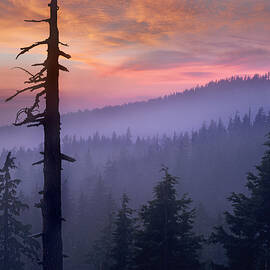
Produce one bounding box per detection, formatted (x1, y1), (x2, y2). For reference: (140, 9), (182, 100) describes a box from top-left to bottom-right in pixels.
(2, 1), (270, 270)
(1, 101), (270, 269)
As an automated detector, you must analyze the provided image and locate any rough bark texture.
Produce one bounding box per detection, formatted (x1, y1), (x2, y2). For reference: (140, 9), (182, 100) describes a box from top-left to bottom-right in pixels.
(42, 1), (63, 269)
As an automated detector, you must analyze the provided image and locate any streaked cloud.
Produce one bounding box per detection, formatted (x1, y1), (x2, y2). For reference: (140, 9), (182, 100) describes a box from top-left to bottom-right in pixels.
(117, 50), (200, 71)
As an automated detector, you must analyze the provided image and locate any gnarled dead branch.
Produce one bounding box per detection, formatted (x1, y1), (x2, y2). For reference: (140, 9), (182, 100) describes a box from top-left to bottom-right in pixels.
(59, 50), (71, 59)
(14, 111), (45, 126)
(25, 77), (46, 84)
(6, 83), (45, 102)
(25, 19), (50, 23)
(14, 89), (46, 127)
(33, 160), (45, 166)
(61, 153), (76, 163)
(32, 60), (47, 68)
(59, 65), (69, 72)
(59, 41), (68, 47)
(16, 39), (48, 59)
(11, 67), (34, 77)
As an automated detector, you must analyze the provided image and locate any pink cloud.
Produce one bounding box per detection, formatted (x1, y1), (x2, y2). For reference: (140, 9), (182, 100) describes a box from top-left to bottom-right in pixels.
(1, 0), (270, 126)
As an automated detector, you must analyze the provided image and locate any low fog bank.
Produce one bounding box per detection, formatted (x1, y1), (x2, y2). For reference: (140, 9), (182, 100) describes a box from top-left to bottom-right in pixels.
(1, 108), (268, 214)
(1, 74), (270, 150)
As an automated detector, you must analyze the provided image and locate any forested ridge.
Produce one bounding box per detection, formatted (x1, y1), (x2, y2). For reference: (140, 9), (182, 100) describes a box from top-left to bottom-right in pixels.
(1, 74), (270, 149)
(1, 107), (269, 269)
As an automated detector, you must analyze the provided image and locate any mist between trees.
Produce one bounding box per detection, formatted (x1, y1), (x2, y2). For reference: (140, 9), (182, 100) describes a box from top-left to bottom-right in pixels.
(0, 107), (269, 269)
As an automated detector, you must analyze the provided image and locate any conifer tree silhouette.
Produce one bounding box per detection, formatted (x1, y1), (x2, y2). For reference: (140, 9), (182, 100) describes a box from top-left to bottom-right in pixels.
(6, 1), (75, 269)
(0, 152), (40, 270)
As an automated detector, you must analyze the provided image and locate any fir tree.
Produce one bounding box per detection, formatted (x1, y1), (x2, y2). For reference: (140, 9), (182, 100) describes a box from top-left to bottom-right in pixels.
(134, 167), (202, 270)
(0, 152), (40, 270)
(111, 193), (134, 270)
(212, 134), (270, 270)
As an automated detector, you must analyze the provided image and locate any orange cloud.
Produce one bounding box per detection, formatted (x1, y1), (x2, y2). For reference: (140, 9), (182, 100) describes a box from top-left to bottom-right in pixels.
(1, 0), (270, 125)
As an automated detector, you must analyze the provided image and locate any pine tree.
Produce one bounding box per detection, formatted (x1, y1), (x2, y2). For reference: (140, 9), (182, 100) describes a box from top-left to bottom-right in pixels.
(134, 167), (202, 270)
(111, 193), (134, 270)
(0, 152), (40, 270)
(211, 134), (270, 270)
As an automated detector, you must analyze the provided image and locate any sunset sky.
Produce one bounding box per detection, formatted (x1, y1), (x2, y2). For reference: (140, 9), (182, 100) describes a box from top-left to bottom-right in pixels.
(1, 0), (270, 125)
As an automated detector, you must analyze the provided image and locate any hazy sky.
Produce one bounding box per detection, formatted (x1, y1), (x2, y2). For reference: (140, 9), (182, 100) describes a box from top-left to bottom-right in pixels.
(1, 0), (270, 124)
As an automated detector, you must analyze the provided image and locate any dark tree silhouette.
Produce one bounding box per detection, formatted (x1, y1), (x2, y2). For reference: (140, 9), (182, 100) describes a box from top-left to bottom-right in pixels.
(0, 152), (40, 270)
(6, 1), (75, 270)
(134, 167), (202, 270)
(211, 134), (270, 270)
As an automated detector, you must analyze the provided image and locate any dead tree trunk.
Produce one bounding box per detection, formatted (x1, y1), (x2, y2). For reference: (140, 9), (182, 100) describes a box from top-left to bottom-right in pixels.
(6, 1), (75, 269)
(43, 1), (63, 269)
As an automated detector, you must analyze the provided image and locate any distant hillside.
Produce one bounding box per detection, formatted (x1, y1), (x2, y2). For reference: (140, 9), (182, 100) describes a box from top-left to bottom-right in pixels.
(62, 74), (270, 135)
(1, 74), (270, 149)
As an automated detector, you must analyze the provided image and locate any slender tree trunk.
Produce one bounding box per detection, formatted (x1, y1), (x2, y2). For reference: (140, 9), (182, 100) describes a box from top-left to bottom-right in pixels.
(42, 0), (63, 269)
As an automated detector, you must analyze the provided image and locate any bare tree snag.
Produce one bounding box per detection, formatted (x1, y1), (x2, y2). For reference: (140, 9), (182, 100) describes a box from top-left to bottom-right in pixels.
(6, 1), (75, 270)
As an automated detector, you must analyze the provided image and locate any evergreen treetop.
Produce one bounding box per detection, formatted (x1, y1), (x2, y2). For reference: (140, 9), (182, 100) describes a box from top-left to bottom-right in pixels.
(212, 134), (270, 270)
(134, 167), (202, 270)
(0, 152), (40, 270)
